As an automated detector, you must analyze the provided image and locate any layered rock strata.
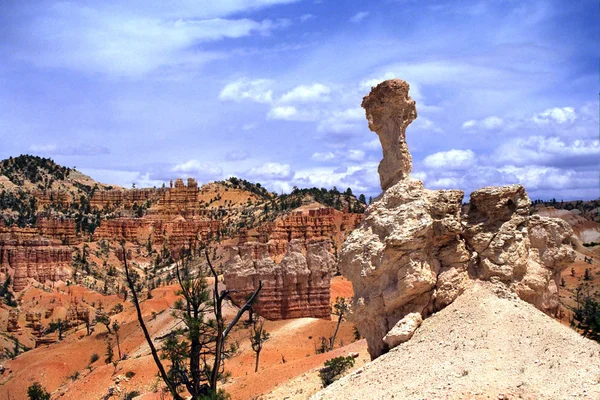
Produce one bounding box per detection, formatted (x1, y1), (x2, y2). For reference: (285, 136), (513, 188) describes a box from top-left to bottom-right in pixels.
(241, 207), (363, 260)
(0, 227), (72, 291)
(341, 79), (576, 359)
(224, 239), (335, 319)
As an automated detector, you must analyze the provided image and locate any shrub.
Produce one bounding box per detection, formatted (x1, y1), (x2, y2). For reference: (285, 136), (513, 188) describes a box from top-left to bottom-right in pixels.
(124, 391), (140, 400)
(125, 371), (136, 379)
(27, 382), (50, 400)
(319, 356), (355, 387)
(90, 353), (99, 364)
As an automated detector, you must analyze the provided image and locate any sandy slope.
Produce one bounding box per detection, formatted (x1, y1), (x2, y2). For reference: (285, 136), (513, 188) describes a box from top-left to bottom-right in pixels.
(313, 282), (600, 400)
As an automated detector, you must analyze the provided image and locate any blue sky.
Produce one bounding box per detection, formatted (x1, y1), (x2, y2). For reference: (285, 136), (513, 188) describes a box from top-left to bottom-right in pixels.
(0, 0), (598, 200)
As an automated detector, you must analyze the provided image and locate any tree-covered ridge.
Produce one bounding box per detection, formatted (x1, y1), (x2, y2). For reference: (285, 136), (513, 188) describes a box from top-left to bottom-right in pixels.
(222, 177), (274, 200)
(531, 198), (600, 223)
(0, 155), (71, 187)
(278, 186), (367, 213)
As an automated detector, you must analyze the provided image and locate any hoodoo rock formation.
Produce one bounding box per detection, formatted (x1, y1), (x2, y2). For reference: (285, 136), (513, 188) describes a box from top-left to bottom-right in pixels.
(225, 239), (335, 319)
(0, 227), (72, 291)
(341, 79), (576, 359)
(362, 79), (417, 190)
(241, 207), (363, 260)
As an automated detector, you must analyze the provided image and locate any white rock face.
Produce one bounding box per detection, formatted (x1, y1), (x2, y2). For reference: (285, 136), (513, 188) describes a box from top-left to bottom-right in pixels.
(383, 312), (423, 349)
(341, 79), (576, 359)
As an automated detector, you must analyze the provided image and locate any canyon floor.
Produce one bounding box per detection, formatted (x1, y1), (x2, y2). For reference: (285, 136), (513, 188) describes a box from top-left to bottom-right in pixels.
(0, 276), (368, 400)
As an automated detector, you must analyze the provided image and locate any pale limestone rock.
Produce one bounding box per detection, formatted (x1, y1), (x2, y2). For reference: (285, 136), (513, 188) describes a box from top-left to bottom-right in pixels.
(362, 79), (417, 190)
(341, 79), (576, 359)
(383, 312), (422, 349)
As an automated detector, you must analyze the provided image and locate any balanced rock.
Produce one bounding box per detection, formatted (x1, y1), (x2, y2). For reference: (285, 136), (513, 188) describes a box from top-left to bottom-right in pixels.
(341, 79), (576, 359)
(361, 79), (417, 190)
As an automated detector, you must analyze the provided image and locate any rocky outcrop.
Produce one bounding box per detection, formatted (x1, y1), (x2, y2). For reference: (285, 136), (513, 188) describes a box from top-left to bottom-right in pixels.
(362, 79), (417, 190)
(382, 312), (422, 348)
(0, 227), (72, 291)
(242, 207), (363, 260)
(93, 218), (154, 243)
(341, 79), (576, 359)
(37, 217), (80, 245)
(224, 239), (335, 319)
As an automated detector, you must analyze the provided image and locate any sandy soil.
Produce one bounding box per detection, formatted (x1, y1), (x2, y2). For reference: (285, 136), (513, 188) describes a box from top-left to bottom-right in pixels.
(0, 278), (363, 400)
(313, 281), (600, 400)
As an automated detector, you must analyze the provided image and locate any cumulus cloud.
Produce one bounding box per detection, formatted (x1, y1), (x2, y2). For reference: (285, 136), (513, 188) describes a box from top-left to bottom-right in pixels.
(312, 151), (336, 162)
(492, 136), (600, 168)
(349, 11), (370, 23)
(462, 115), (503, 130)
(279, 83), (331, 103)
(532, 107), (576, 125)
(172, 159), (223, 177)
(247, 162), (293, 180)
(423, 149), (476, 170)
(317, 107), (364, 134)
(219, 78), (274, 103)
(347, 149), (365, 161)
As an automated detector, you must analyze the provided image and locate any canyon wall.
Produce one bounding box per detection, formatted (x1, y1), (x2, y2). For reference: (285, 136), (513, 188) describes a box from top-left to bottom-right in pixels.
(242, 207), (363, 260)
(341, 79), (576, 359)
(225, 239), (335, 319)
(0, 227), (72, 291)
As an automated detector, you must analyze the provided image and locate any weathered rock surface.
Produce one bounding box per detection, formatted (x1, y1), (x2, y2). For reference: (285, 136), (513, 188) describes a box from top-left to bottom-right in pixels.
(224, 239), (335, 319)
(382, 312), (422, 348)
(313, 282), (600, 400)
(341, 79), (576, 359)
(0, 227), (72, 291)
(361, 79), (417, 190)
(241, 207), (363, 261)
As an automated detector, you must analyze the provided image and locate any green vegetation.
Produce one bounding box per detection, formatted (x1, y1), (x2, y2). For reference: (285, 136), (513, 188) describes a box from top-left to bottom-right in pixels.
(27, 382), (51, 400)
(319, 356), (355, 387)
(571, 287), (600, 343)
(0, 155), (71, 187)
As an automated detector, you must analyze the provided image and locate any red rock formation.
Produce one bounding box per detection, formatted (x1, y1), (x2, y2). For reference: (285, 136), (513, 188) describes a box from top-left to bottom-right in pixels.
(93, 218), (154, 243)
(32, 190), (73, 209)
(242, 207), (363, 260)
(37, 217), (80, 245)
(90, 188), (159, 210)
(7, 309), (20, 332)
(225, 239), (335, 320)
(0, 227), (72, 291)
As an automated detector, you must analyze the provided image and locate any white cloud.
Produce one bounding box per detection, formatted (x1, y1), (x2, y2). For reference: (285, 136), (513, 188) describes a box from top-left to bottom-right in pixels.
(317, 107), (364, 134)
(492, 136), (600, 167)
(247, 162), (293, 180)
(312, 151), (336, 161)
(172, 159), (223, 176)
(219, 78), (274, 103)
(423, 149), (476, 170)
(279, 83), (331, 103)
(349, 11), (370, 23)
(347, 149), (365, 161)
(532, 107), (577, 124)
(267, 105), (320, 121)
(299, 14), (315, 22)
(462, 115), (503, 130)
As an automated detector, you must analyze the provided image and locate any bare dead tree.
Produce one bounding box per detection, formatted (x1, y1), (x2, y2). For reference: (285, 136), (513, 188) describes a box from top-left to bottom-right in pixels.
(123, 244), (261, 399)
(249, 314), (270, 373)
